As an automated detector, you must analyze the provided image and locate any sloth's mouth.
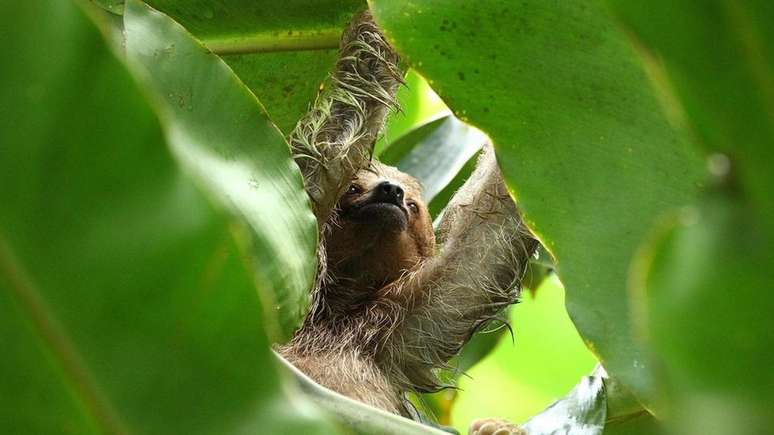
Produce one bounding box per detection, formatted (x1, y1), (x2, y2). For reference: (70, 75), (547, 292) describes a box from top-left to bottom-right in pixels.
(347, 202), (408, 230)
(359, 202), (408, 217)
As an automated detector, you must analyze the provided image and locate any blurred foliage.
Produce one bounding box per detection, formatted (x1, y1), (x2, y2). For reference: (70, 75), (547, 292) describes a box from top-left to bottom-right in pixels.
(607, 2), (774, 433)
(0, 0), (332, 433)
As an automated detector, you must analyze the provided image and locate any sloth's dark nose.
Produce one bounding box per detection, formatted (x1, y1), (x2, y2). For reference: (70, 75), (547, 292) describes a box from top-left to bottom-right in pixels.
(373, 181), (404, 205)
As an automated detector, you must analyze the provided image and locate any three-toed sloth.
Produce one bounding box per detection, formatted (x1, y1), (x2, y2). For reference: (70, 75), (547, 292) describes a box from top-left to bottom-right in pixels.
(279, 10), (537, 421)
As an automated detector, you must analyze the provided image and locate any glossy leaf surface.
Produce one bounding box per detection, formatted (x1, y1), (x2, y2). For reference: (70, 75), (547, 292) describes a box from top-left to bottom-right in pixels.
(123, 0), (318, 341)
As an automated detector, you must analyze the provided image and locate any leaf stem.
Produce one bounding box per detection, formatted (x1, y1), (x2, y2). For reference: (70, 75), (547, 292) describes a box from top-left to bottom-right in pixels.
(204, 30), (340, 55)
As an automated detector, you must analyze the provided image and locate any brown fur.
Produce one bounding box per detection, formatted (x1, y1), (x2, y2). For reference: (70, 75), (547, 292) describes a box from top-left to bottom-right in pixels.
(326, 162), (435, 292)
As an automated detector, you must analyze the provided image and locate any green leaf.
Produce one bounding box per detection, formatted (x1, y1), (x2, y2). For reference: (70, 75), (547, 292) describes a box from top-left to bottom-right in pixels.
(370, 0), (705, 407)
(636, 190), (774, 435)
(380, 116), (485, 203)
(605, 0), (774, 221)
(223, 50), (337, 134)
(0, 0), (331, 433)
(141, 0), (364, 134)
(123, 0), (318, 342)
(92, 0), (125, 14)
(141, 0), (363, 52)
(604, 3), (774, 432)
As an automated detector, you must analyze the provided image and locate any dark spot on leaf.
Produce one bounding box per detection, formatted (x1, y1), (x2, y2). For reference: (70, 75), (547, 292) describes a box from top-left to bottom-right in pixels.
(458, 72), (465, 81)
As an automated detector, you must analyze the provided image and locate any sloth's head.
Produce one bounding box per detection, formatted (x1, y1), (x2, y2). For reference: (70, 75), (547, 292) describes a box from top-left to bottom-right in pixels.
(326, 162), (435, 289)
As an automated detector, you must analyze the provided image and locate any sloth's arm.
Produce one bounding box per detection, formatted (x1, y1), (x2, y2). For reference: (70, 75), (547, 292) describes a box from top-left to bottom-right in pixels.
(379, 145), (538, 392)
(288, 11), (402, 225)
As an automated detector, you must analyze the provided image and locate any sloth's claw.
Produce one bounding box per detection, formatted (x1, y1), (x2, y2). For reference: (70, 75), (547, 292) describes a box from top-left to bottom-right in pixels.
(468, 418), (526, 435)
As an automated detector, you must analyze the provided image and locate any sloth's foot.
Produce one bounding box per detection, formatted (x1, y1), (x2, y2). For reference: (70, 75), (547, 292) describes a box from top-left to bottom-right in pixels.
(468, 418), (526, 435)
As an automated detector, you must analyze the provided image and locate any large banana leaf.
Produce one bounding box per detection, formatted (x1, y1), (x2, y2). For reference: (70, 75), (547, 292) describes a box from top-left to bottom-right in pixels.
(370, 0), (705, 410)
(606, 2), (774, 432)
(636, 191), (773, 435)
(0, 1), (333, 433)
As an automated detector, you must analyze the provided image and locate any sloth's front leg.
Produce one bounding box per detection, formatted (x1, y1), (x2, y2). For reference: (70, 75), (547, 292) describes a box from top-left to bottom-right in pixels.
(287, 10), (402, 225)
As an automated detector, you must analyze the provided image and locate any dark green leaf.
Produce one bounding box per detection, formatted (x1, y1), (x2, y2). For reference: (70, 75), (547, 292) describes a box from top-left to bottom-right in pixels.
(0, 0), (332, 433)
(605, 3), (774, 432)
(371, 0), (705, 407)
(91, 0), (367, 136)
(223, 50), (337, 134)
(140, 1), (365, 133)
(602, 413), (660, 435)
(141, 0), (363, 52)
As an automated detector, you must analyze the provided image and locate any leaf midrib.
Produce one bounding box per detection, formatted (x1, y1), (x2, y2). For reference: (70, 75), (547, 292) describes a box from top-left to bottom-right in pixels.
(0, 235), (131, 435)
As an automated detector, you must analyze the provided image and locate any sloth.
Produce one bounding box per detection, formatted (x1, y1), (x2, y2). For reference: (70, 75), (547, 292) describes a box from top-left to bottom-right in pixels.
(278, 10), (537, 432)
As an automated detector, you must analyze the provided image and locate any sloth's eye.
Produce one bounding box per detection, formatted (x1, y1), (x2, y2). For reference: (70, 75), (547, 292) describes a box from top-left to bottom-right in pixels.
(408, 202), (419, 213)
(347, 184), (362, 194)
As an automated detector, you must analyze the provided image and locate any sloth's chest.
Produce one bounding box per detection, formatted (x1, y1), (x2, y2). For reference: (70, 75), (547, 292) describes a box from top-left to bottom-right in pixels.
(287, 347), (404, 415)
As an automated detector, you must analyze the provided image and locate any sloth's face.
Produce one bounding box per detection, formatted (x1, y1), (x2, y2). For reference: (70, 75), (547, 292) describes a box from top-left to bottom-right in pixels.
(326, 162), (436, 288)
(340, 169), (417, 231)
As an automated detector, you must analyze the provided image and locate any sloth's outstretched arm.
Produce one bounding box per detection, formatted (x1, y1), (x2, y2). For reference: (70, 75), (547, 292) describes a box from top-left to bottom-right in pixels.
(378, 145), (539, 392)
(289, 11), (402, 225)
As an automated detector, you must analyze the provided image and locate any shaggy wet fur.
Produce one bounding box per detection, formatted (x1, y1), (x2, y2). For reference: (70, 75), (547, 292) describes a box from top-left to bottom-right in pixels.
(280, 11), (537, 418)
